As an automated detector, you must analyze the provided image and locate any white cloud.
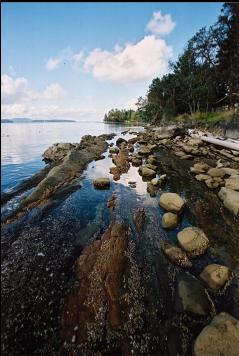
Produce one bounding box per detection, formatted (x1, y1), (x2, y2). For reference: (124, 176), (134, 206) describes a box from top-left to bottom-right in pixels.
(1, 74), (28, 103)
(46, 57), (63, 71)
(46, 48), (84, 71)
(1, 102), (102, 120)
(146, 11), (175, 36)
(123, 98), (138, 110)
(42, 83), (66, 100)
(1, 74), (66, 104)
(83, 35), (172, 84)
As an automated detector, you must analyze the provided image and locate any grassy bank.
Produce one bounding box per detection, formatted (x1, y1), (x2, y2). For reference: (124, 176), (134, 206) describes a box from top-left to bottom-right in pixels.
(172, 109), (238, 129)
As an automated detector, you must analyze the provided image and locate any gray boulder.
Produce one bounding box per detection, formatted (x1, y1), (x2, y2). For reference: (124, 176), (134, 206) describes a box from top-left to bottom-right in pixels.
(218, 187), (239, 215)
(177, 227), (209, 257)
(194, 312), (239, 356)
(159, 192), (185, 213)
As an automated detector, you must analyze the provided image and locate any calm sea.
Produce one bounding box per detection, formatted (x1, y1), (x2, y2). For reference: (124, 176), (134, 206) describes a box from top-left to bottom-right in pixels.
(1, 121), (142, 193)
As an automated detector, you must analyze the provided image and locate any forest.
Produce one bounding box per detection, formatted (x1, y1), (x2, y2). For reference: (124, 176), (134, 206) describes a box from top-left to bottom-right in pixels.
(104, 3), (239, 127)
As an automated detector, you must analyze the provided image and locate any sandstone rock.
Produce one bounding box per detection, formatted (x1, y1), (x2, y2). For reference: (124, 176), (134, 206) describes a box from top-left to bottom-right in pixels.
(127, 137), (138, 144)
(179, 154), (193, 160)
(182, 145), (194, 154)
(61, 222), (130, 350)
(177, 227), (209, 257)
(151, 177), (160, 186)
(133, 208), (146, 231)
(162, 242), (192, 267)
(21, 135), (109, 207)
(43, 142), (77, 162)
(225, 175), (239, 191)
(139, 166), (156, 179)
(187, 138), (203, 146)
(194, 312), (239, 356)
(109, 146), (119, 154)
(138, 146), (151, 156)
(147, 155), (158, 165)
(162, 212), (178, 229)
(231, 150), (239, 157)
(137, 140), (148, 145)
(222, 168), (239, 176)
(116, 137), (127, 147)
(176, 274), (212, 316)
(93, 178), (110, 189)
(218, 187), (239, 215)
(199, 264), (231, 290)
(159, 193), (185, 213)
(131, 158), (142, 167)
(107, 195), (117, 210)
(147, 182), (157, 197)
(112, 148), (130, 177)
(190, 163), (210, 174)
(208, 168), (226, 178)
(95, 154), (105, 161)
(145, 163), (157, 171)
(205, 177), (220, 189)
(195, 174), (210, 181)
(174, 150), (187, 158)
(159, 174), (167, 184)
(156, 133), (172, 140)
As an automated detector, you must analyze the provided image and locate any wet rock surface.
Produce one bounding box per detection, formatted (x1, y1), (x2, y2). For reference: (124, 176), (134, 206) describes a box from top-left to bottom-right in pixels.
(177, 227), (209, 258)
(193, 312), (239, 356)
(199, 264), (232, 290)
(1, 127), (239, 356)
(159, 192), (185, 213)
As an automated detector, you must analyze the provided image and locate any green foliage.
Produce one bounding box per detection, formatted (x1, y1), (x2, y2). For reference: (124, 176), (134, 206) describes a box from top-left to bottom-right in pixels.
(175, 109), (236, 128)
(103, 3), (239, 126)
(103, 108), (141, 123)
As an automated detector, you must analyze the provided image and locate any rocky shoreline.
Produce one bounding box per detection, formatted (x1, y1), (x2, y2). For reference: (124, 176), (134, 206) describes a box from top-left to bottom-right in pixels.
(1, 126), (239, 355)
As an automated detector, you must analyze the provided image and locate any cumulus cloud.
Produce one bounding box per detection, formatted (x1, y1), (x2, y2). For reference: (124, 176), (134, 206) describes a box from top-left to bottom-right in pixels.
(45, 10), (175, 84)
(123, 98), (138, 110)
(1, 102), (102, 120)
(42, 83), (66, 100)
(1, 74), (66, 104)
(146, 11), (175, 36)
(83, 35), (172, 84)
(46, 48), (84, 71)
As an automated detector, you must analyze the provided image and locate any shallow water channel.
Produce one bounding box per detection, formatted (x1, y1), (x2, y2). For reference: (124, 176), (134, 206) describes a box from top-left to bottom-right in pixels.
(1, 131), (239, 356)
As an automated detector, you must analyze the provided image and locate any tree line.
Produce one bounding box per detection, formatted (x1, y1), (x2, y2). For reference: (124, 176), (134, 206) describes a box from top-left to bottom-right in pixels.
(104, 3), (239, 125)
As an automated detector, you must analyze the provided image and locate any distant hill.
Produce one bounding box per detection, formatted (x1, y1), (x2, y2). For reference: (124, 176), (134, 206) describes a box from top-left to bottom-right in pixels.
(1, 119), (14, 123)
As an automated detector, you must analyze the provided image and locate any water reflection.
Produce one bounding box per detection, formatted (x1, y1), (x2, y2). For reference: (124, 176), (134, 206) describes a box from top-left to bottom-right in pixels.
(1, 122), (143, 192)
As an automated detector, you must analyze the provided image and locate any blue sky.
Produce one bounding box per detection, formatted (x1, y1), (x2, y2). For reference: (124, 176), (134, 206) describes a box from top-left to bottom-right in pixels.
(1, 2), (223, 121)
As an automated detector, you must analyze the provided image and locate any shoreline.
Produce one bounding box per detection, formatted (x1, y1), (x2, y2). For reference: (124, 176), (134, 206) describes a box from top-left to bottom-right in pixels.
(1, 126), (239, 355)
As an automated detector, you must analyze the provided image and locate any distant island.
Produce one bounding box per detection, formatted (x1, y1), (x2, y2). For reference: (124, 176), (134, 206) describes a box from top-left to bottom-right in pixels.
(1, 118), (76, 123)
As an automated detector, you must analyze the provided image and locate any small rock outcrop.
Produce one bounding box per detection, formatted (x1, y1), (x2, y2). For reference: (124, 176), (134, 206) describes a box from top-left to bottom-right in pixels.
(208, 168), (226, 178)
(177, 227), (209, 257)
(175, 274), (213, 316)
(162, 242), (192, 267)
(194, 312), (239, 356)
(218, 187), (239, 215)
(225, 175), (239, 191)
(133, 208), (146, 231)
(199, 264), (231, 290)
(61, 222), (131, 352)
(190, 163), (210, 174)
(139, 166), (156, 179)
(162, 212), (178, 229)
(93, 177), (110, 189)
(159, 193), (185, 213)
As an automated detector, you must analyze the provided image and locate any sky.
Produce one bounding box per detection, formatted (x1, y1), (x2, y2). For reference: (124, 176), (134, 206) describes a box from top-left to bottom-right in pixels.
(1, 2), (223, 121)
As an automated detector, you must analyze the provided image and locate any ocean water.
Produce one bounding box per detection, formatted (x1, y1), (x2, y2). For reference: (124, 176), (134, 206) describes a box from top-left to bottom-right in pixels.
(1, 121), (143, 193)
